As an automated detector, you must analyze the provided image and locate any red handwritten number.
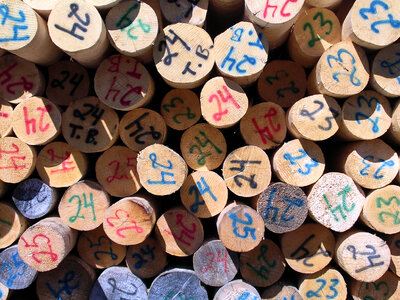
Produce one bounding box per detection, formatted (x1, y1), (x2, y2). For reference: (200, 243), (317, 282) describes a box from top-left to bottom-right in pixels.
(200, 249), (228, 273)
(23, 105), (52, 135)
(106, 209), (143, 238)
(47, 149), (76, 174)
(106, 157), (137, 183)
(0, 112), (9, 118)
(20, 234), (58, 263)
(0, 143), (26, 170)
(208, 85), (241, 122)
(263, 0), (298, 18)
(251, 107), (281, 144)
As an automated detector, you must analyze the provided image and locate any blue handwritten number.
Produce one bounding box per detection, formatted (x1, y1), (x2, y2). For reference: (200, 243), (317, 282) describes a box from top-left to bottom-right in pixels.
(264, 187), (304, 223)
(306, 279), (339, 299)
(237, 292), (258, 300)
(188, 177), (217, 213)
(380, 52), (400, 84)
(84, 235), (118, 261)
(283, 149), (319, 175)
(327, 49), (361, 86)
(0, 5), (30, 43)
(54, 3), (90, 40)
(1, 251), (27, 288)
(228, 212), (256, 240)
(46, 271), (79, 299)
(359, 0), (400, 33)
(359, 155), (395, 179)
(355, 95), (381, 133)
(147, 152), (176, 185)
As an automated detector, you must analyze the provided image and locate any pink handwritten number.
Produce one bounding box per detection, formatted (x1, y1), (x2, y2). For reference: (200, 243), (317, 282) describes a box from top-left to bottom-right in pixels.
(0, 143), (26, 170)
(251, 107), (281, 144)
(208, 85), (241, 122)
(0, 62), (34, 95)
(106, 209), (144, 238)
(200, 249), (228, 274)
(23, 105), (53, 135)
(47, 149), (76, 174)
(20, 234), (58, 263)
(106, 157), (137, 183)
(263, 0), (298, 19)
(163, 213), (197, 247)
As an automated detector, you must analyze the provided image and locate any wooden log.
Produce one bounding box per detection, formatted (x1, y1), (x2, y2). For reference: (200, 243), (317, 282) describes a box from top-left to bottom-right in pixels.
(36, 255), (95, 300)
(0, 99), (12, 138)
(89, 266), (147, 300)
(0, 1), (63, 65)
(214, 21), (269, 87)
(153, 23), (215, 89)
(77, 226), (126, 269)
(307, 172), (365, 232)
(87, 0), (123, 12)
(222, 145), (271, 197)
(61, 96), (119, 153)
(160, 0), (209, 27)
(94, 54), (154, 111)
(213, 279), (261, 300)
(286, 94), (341, 141)
(155, 207), (204, 256)
(288, 7), (342, 68)
(105, 1), (159, 63)
(12, 96), (61, 146)
(142, 0), (164, 31)
(272, 139), (325, 187)
(306, 0), (344, 10)
(18, 217), (78, 272)
(119, 108), (167, 152)
(47, 0), (110, 68)
(217, 202), (265, 253)
(46, 61), (90, 107)
(254, 182), (308, 234)
(103, 196), (156, 246)
(36, 141), (88, 188)
(193, 239), (239, 287)
(386, 232), (400, 277)
(298, 267), (347, 299)
(0, 245), (38, 290)
(137, 144), (188, 196)
(0, 54), (44, 104)
(180, 170), (228, 218)
(337, 139), (399, 190)
(342, 0), (400, 50)
(240, 238), (286, 287)
(180, 123), (227, 171)
(126, 237), (167, 279)
(95, 145), (141, 197)
(0, 202), (28, 249)
(0, 282), (9, 300)
(257, 60), (307, 108)
(261, 282), (303, 300)
(0, 137), (36, 184)
(58, 180), (110, 231)
(200, 76), (249, 128)
(307, 39), (369, 98)
(149, 268), (207, 300)
(338, 90), (392, 141)
(240, 102), (286, 150)
(387, 98), (400, 144)
(22, 0), (58, 18)
(160, 88), (201, 131)
(335, 230), (391, 282)
(280, 222), (335, 274)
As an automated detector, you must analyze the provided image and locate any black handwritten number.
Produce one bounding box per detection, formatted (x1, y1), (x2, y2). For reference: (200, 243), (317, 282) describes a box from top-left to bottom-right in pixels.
(51, 71), (84, 96)
(84, 235), (118, 261)
(54, 3), (91, 40)
(131, 245), (156, 269)
(46, 270), (79, 299)
(300, 100), (339, 131)
(364, 280), (390, 299)
(73, 103), (104, 126)
(107, 277), (137, 297)
(346, 245), (384, 273)
(158, 29), (191, 66)
(229, 160), (261, 189)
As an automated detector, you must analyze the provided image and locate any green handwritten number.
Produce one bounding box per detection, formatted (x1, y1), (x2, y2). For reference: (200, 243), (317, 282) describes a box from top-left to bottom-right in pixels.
(162, 96), (196, 124)
(68, 193), (96, 223)
(265, 70), (300, 98)
(164, 291), (194, 300)
(376, 196), (400, 224)
(364, 280), (390, 300)
(303, 12), (333, 48)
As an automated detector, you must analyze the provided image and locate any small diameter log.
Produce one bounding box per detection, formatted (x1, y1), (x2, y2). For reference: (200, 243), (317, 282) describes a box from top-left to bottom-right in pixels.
(342, 0), (400, 50)
(126, 237), (167, 279)
(280, 223), (335, 274)
(153, 23), (215, 89)
(338, 90), (392, 141)
(18, 217), (78, 272)
(160, 89), (201, 131)
(338, 139), (399, 190)
(36, 141), (87, 188)
(335, 230), (391, 282)
(193, 239), (239, 287)
(217, 203), (265, 253)
(214, 21), (268, 87)
(137, 144), (188, 196)
(61, 96), (119, 153)
(306, 0), (344, 10)
(180, 170), (228, 218)
(22, 0), (58, 18)
(87, 0), (123, 12)
(287, 94), (341, 141)
(257, 60), (307, 108)
(180, 123), (227, 171)
(160, 0), (208, 27)
(261, 282), (303, 300)
(48, 0), (110, 68)
(0, 137), (36, 184)
(0, 1), (62, 65)
(240, 239), (286, 287)
(307, 39), (369, 98)
(361, 185), (400, 234)
(240, 102), (287, 150)
(387, 99), (400, 144)
(94, 54), (154, 111)
(36, 255), (95, 300)
(46, 61), (90, 107)
(77, 226), (126, 269)
(0, 100), (13, 138)
(95, 145), (141, 197)
(0, 245), (37, 290)
(351, 270), (400, 300)
(155, 207), (204, 256)
(0, 202), (28, 249)
(119, 108), (167, 152)
(222, 145), (271, 197)
(386, 233), (400, 277)
(103, 196), (156, 246)
(214, 279), (261, 300)
(0, 282), (9, 300)
(149, 268), (208, 300)
(254, 182), (308, 234)
(288, 7), (342, 68)
(106, 1), (158, 63)
(12, 97), (61, 146)
(308, 172), (365, 232)
(58, 180), (110, 231)
(89, 266), (147, 300)
(298, 267), (347, 299)
(0, 55), (44, 104)
(272, 139), (325, 187)
(200, 76), (248, 128)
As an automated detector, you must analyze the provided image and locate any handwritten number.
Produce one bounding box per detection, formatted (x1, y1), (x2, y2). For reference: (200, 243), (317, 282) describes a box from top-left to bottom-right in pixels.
(327, 49), (361, 86)
(359, 0), (400, 33)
